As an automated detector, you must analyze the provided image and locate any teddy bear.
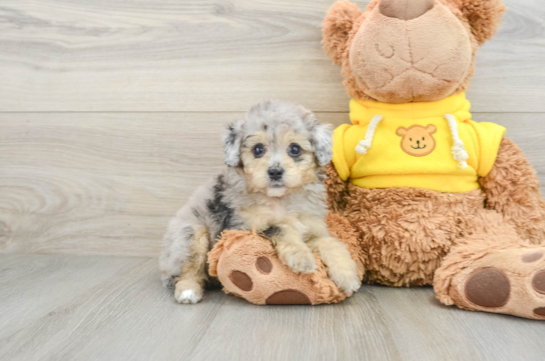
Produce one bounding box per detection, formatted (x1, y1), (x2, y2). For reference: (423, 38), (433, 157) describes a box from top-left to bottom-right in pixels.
(208, 0), (545, 320)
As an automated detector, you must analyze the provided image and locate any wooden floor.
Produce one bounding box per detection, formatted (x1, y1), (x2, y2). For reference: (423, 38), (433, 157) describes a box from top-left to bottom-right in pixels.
(1, 0), (545, 359)
(1, 253), (544, 361)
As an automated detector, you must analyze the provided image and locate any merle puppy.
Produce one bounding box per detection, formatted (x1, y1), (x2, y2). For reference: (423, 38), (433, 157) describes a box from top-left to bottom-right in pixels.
(160, 100), (360, 303)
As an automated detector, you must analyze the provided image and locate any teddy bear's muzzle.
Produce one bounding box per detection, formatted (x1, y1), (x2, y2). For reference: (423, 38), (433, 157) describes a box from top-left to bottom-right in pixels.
(379, 0), (435, 21)
(348, 0), (473, 103)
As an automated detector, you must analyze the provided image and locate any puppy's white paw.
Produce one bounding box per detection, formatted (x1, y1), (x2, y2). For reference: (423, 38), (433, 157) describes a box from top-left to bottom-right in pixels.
(174, 280), (203, 304)
(328, 266), (361, 296)
(282, 248), (318, 274)
(175, 289), (202, 304)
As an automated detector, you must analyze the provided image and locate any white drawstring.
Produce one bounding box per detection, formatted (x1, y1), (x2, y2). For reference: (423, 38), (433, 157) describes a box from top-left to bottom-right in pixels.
(355, 115), (383, 154)
(444, 114), (469, 170)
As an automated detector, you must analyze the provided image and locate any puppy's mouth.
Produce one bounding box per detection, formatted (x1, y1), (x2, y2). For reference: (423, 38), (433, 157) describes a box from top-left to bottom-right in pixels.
(266, 180), (287, 198)
(268, 180), (285, 188)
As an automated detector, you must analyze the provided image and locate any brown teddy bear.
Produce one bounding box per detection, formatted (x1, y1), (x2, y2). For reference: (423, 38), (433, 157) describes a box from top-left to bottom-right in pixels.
(208, 0), (545, 320)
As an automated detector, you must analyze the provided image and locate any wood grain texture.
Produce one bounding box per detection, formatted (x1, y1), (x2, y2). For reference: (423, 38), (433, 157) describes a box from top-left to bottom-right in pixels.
(1, 254), (544, 361)
(0, 0), (544, 112)
(2, 112), (545, 257)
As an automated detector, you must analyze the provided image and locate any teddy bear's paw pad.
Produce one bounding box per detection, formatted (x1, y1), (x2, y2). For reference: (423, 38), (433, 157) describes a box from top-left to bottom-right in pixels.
(265, 289), (311, 305)
(522, 251), (543, 263)
(532, 270), (545, 294)
(465, 268), (510, 308)
(256, 256), (273, 274)
(534, 307), (545, 317)
(229, 270), (253, 292)
(532, 271), (545, 318)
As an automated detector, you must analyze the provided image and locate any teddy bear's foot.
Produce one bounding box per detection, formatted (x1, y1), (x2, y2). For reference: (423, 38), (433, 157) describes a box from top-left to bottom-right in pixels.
(442, 248), (545, 319)
(207, 229), (349, 305)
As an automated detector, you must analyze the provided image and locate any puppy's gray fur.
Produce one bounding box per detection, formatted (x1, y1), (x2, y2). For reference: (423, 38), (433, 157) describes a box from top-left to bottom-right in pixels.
(160, 100), (360, 304)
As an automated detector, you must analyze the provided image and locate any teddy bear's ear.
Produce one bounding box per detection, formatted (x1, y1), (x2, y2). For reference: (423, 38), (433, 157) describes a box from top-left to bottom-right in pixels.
(457, 0), (506, 46)
(396, 127), (408, 137)
(425, 124), (437, 134)
(322, 1), (362, 65)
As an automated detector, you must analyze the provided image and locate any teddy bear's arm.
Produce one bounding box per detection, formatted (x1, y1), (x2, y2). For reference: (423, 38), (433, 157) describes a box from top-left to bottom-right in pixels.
(479, 137), (545, 244)
(324, 162), (349, 213)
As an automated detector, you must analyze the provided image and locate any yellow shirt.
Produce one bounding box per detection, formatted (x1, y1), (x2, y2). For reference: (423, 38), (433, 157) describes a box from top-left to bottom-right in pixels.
(332, 93), (506, 193)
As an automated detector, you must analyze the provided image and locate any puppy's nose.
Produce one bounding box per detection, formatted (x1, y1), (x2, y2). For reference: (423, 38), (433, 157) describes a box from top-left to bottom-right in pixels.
(267, 166), (284, 181)
(379, 0), (435, 20)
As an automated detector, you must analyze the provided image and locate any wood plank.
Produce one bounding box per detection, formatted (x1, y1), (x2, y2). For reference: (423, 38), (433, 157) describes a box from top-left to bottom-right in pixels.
(0, 254), (227, 361)
(1, 254), (544, 361)
(0, 254), (149, 340)
(0, 0), (543, 112)
(195, 285), (545, 361)
(1, 112), (545, 257)
(0, 112), (234, 256)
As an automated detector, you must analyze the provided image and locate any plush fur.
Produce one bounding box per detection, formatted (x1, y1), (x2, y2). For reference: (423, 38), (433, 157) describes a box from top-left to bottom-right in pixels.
(479, 138), (545, 244)
(160, 100), (359, 303)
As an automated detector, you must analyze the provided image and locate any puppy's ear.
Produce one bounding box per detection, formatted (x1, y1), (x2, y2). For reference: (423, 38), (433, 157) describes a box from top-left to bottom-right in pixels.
(309, 120), (333, 167)
(322, 1), (362, 65)
(223, 120), (243, 167)
(458, 0), (506, 45)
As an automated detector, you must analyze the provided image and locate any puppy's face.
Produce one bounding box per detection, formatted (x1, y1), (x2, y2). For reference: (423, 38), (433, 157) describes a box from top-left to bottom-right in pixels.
(223, 100), (332, 198)
(240, 126), (316, 197)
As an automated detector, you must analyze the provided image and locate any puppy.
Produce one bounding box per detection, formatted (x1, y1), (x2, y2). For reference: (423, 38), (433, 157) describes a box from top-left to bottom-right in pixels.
(160, 100), (360, 304)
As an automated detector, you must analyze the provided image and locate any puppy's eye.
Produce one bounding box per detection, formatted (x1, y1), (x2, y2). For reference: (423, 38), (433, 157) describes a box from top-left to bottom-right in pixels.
(422, 137), (425, 140)
(253, 144), (265, 158)
(409, 138), (412, 141)
(288, 143), (301, 157)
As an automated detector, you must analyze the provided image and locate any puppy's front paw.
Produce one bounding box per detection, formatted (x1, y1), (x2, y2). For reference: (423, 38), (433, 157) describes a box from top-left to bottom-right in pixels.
(176, 289), (202, 304)
(279, 246), (317, 274)
(328, 266), (360, 296)
(174, 280), (203, 304)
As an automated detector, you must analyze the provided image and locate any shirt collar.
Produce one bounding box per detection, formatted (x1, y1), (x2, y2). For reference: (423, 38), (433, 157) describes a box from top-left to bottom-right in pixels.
(349, 92), (472, 124)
